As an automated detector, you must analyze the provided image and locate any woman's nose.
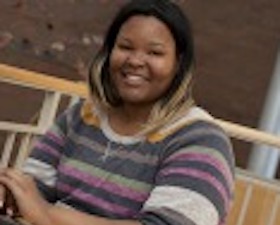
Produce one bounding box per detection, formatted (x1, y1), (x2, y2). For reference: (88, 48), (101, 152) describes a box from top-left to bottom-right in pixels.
(126, 51), (146, 67)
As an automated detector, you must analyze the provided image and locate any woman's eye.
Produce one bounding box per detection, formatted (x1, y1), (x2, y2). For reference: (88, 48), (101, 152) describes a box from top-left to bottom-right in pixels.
(117, 43), (132, 51)
(148, 50), (164, 56)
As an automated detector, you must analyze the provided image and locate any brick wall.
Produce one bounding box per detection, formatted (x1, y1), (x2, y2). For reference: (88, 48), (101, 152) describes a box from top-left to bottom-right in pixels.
(0, 0), (280, 171)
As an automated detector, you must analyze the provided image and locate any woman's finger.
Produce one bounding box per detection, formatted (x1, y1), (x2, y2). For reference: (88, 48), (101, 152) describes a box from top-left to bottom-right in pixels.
(0, 185), (6, 216)
(0, 176), (21, 216)
(2, 169), (30, 192)
(0, 175), (25, 200)
(0, 185), (5, 208)
(0, 171), (50, 224)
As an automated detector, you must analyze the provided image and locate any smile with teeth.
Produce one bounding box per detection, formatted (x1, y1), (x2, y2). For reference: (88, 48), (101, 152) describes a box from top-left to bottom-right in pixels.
(122, 72), (148, 85)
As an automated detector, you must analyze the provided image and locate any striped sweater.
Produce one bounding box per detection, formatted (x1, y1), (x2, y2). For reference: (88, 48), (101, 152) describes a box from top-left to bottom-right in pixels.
(23, 100), (235, 225)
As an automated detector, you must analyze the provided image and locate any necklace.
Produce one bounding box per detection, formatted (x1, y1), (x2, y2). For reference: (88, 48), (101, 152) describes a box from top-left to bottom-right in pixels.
(96, 107), (146, 162)
(100, 141), (112, 162)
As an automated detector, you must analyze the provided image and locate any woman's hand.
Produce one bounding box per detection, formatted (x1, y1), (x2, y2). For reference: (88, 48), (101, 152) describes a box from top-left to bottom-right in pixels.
(0, 182), (6, 213)
(0, 170), (140, 225)
(0, 169), (52, 225)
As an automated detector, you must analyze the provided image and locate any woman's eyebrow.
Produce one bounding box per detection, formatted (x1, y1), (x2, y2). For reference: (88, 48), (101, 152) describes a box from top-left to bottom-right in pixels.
(116, 35), (131, 42)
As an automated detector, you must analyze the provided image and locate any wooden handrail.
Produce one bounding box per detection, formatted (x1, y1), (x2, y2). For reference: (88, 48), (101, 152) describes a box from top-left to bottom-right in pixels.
(0, 63), (88, 97)
(215, 119), (280, 149)
(0, 63), (279, 150)
(2, 63), (280, 225)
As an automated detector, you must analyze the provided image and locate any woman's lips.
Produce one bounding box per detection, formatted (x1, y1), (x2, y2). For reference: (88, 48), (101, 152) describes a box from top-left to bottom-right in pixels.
(121, 72), (148, 86)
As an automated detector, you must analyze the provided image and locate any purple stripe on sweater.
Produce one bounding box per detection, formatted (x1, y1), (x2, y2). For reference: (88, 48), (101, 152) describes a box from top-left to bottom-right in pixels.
(59, 164), (149, 202)
(35, 142), (61, 158)
(164, 153), (233, 188)
(160, 168), (229, 211)
(46, 131), (65, 146)
(57, 182), (137, 217)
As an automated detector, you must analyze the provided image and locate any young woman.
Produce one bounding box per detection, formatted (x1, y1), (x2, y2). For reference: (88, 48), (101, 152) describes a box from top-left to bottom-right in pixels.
(0, 0), (235, 225)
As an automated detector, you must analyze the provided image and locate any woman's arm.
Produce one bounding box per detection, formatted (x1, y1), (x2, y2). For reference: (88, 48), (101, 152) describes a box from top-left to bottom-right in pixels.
(139, 121), (235, 225)
(0, 169), (52, 225)
(0, 169), (141, 225)
(48, 205), (141, 225)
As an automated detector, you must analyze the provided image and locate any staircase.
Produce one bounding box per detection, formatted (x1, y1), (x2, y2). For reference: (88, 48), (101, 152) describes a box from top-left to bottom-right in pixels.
(0, 63), (279, 225)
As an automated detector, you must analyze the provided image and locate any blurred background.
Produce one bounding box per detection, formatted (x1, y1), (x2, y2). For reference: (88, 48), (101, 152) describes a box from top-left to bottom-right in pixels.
(0, 0), (279, 177)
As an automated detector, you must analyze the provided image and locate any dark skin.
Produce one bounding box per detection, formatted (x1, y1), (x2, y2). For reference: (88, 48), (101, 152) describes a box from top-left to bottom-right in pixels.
(0, 169), (140, 225)
(108, 103), (152, 136)
(0, 15), (182, 225)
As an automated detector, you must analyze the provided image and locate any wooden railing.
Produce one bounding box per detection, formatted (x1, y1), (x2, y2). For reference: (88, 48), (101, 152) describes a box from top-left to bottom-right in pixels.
(0, 63), (87, 168)
(227, 169), (280, 225)
(0, 63), (279, 225)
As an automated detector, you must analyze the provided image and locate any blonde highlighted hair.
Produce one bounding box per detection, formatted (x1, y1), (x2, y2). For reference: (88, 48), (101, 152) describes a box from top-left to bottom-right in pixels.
(88, 0), (195, 135)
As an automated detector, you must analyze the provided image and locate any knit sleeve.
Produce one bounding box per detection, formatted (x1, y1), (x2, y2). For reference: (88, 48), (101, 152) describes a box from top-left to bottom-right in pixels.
(22, 101), (82, 202)
(139, 121), (235, 225)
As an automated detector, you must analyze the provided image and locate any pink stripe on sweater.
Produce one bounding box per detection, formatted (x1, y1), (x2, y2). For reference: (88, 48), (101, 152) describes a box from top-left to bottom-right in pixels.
(57, 182), (138, 217)
(59, 164), (149, 202)
(161, 167), (230, 211)
(35, 142), (60, 158)
(165, 152), (233, 188)
(46, 131), (65, 146)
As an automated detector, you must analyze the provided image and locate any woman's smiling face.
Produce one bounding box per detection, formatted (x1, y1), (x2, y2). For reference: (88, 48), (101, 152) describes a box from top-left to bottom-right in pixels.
(109, 15), (177, 106)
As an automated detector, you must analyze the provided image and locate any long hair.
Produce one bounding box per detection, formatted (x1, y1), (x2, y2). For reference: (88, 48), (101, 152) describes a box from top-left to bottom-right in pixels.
(88, 0), (195, 134)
